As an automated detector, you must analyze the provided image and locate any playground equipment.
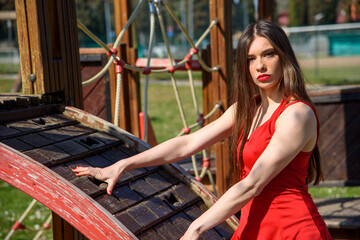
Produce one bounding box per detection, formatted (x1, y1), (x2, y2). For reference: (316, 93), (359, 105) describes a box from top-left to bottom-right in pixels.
(25, 0), (360, 239)
(3, 0), (237, 237)
(76, 0), (222, 192)
(0, 96), (238, 239)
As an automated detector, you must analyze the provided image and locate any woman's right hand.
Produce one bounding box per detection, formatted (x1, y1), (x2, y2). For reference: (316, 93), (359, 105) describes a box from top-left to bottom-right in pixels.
(72, 163), (125, 195)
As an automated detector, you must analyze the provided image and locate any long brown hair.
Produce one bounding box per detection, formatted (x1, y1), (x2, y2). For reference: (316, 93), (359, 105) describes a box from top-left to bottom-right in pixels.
(231, 20), (323, 185)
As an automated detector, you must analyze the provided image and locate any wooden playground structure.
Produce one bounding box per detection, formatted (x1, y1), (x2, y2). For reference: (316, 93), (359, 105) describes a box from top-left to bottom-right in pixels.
(1, 0), (360, 239)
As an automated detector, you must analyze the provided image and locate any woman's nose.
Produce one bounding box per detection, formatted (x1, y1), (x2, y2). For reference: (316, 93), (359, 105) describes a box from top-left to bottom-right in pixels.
(256, 59), (266, 72)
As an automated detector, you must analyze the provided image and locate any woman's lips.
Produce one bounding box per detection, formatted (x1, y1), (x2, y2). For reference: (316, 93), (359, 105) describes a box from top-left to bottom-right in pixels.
(257, 74), (270, 81)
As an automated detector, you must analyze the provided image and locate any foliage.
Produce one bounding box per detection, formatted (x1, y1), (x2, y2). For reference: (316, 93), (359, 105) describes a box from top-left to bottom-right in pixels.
(76, 0), (110, 47)
(289, 0), (309, 26)
(288, 0), (354, 26)
(307, 0), (337, 25)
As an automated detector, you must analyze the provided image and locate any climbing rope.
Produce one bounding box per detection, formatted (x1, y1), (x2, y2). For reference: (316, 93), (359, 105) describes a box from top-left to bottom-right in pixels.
(77, 0), (222, 194)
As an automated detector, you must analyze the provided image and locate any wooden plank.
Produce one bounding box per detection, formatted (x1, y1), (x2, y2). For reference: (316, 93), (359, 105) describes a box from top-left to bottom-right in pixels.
(314, 198), (360, 229)
(136, 228), (159, 240)
(95, 194), (124, 214)
(56, 0), (70, 104)
(143, 196), (173, 218)
(129, 48), (140, 137)
(18, 133), (54, 148)
(209, 0), (233, 196)
(129, 179), (159, 198)
(48, 0), (62, 92)
(2, 138), (33, 152)
(258, 0), (274, 21)
(183, 205), (223, 240)
(67, 0), (83, 108)
(115, 211), (142, 234)
(27, 0), (45, 94)
(0, 145), (137, 239)
(202, 46), (213, 128)
(52, 212), (65, 240)
(80, 48), (107, 55)
(127, 203), (158, 228)
(143, 172), (172, 192)
(153, 220), (183, 240)
(37, 0), (52, 93)
(113, 185), (143, 209)
(14, 0), (33, 94)
(113, 0), (132, 46)
(119, 43), (131, 131)
(83, 76), (107, 118)
(0, 11), (16, 20)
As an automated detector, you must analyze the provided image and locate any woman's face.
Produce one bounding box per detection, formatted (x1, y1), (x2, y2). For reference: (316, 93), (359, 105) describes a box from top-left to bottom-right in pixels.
(247, 36), (283, 92)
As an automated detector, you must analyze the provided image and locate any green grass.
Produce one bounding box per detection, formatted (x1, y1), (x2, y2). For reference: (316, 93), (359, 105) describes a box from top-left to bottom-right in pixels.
(0, 79), (16, 92)
(0, 63), (20, 74)
(0, 181), (53, 240)
(141, 80), (203, 143)
(309, 186), (360, 198)
(303, 66), (360, 85)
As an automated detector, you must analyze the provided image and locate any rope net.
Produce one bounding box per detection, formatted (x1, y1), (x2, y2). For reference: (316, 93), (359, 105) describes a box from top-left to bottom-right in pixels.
(78, 0), (222, 195)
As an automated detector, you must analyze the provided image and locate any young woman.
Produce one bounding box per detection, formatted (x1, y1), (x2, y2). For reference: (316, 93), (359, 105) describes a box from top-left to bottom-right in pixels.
(74, 20), (332, 239)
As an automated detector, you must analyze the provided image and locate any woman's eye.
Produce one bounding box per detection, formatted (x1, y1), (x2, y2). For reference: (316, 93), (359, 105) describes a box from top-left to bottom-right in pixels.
(247, 57), (255, 62)
(265, 52), (275, 57)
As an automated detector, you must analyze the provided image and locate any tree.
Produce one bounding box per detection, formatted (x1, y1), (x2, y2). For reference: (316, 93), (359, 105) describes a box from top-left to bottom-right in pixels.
(308, 0), (337, 25)
(289, 0), (308, 26)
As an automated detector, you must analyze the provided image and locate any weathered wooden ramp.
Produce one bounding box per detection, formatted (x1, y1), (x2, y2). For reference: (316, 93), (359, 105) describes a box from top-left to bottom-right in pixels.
(0, 96), (237, 240)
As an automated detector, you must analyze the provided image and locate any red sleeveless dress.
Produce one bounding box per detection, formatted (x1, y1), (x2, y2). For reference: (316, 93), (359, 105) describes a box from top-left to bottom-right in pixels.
(231, 99), (332, 240)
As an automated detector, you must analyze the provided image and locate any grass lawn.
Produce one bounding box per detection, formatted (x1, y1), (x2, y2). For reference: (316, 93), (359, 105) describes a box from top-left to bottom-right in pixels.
(0, 79), (15, 92)
(303, 66), (360, 85)
(141, 79), (203, 143)
(309, 186), (360, 198)
(0, 63), (20, 74)
(0, 181), (53, 240)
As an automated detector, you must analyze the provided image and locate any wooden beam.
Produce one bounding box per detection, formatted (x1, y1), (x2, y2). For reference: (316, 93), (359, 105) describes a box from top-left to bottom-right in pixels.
(112, 0), (141, 138)
(258, 0), (274, 21)
(0, 11), (16, 20)
(113, 0), (132, 47)
(15, 0), (83, 109)
(209, 0), (235, 196)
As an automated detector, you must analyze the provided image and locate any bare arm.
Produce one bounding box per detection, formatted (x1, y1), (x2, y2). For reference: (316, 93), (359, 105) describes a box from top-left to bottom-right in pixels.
(181, 102), (318, 239)
(74, 104), (236, 194)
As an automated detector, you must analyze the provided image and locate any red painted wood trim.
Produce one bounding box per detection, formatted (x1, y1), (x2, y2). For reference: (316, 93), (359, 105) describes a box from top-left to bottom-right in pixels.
(0, 144), (136, 240)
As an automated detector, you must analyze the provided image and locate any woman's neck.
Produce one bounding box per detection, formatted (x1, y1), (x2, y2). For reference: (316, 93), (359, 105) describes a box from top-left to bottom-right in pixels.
(258, 90), (284, 108)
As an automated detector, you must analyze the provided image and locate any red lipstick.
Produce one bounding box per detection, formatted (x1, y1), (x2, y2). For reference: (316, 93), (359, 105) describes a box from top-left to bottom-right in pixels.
(257, 74), (270, 82)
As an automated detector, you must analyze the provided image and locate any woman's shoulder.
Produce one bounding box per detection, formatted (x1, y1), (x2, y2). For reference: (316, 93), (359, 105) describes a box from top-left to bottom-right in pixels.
(278, 100), (317, 127)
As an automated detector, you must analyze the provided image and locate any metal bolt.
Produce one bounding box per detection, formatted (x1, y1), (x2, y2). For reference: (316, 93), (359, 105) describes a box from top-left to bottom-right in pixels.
(29, 74), (36, 82)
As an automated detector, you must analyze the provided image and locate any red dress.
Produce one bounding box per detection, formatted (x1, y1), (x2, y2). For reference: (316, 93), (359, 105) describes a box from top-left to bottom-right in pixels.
(231, 99), (332, 240)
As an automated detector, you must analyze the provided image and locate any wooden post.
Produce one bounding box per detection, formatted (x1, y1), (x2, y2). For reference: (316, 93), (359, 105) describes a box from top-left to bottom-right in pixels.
(15, 0), (83, 109)
(208, 0), (234, 196)
(114, 0), (132, 47)
(112, 0), (140, 137)
(258, 0), (274, 21)
(15, 0), (84, 238)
